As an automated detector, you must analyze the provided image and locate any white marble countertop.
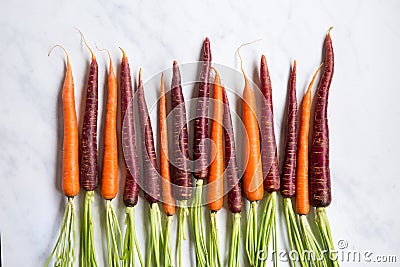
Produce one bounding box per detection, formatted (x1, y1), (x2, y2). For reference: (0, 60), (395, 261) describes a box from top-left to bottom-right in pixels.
(1, 0), (399, 266)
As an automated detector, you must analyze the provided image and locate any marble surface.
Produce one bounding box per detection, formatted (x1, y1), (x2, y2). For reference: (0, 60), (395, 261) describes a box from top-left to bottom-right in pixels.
(1, 0), (400, 266)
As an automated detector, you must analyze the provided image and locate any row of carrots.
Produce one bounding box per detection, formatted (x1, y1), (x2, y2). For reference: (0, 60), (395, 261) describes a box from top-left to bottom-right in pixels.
(46, 29), (337, 267)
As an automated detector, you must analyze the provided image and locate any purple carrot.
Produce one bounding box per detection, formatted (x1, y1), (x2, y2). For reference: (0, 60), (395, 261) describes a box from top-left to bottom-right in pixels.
(120, 50), (140, 207)
(80, 51), (99, 192)
(193, 37), (212, 180)
(281, 61), (298, 198)
(170, 61), (192, 200)
(310, 30), (334, 208)
(136, 69), (160, 204)
(222, 88), (242, 214)
(260, 55), (280, 192)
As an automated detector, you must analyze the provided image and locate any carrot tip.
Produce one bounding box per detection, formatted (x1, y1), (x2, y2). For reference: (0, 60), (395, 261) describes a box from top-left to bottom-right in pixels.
(205, 37), (209, 42)
(119, 47), (127, 59)
(75, 27), (95, 60)
(173, 60), (178, 66)
(327, 26), (334, 36)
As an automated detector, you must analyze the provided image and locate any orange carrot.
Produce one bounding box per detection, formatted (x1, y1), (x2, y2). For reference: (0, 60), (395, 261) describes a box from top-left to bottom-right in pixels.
(57, 46), (79, 198)
(45, 45), (79, 267)
(241, 62), (263, 202)
(296, 64), (323, 215)
(207, 69), (224, 212)
(159, 72), (175, 216)
(101, 51), (119, 200)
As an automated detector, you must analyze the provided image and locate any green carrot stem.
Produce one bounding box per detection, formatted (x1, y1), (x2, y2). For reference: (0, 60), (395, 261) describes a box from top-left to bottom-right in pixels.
(256, 192), (277, 267)
(229, 213), (241, 267)
(316, 208), (339, 267)
(146, 203), (162, 267)
(283, 198), (308, 267)
(209, 212), (222, 267)
(299, 215), (327, 267)
(190, 179), (209, 267)
(246, 201), (258, 266)
(45, 197), (76, 267)
(81, 191), (97, 267)
(177, 200), (188, 267)
(106, 200), (122, 267)
(122, 206), (144, 267)
(163, 216), (173, 267)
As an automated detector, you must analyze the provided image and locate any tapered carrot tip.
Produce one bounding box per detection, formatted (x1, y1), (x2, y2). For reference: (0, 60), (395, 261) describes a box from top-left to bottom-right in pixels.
(261, 54), (266, 61)
(205, 37), (209, 42)
(328, 27), (333, 36)
(293, 60), (297, 69)
(119, 47), (127, 59)
(173, 60), (178, 66)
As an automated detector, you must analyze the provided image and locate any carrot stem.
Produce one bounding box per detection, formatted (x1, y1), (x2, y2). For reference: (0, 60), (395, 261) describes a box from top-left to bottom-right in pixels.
(299, 216), (327, 267)
(245, 201), (258, 266)
(45, 198), (76, 267)
(316, 208), (339, 267)
(229, 213), (241, 267)
(256, 192), (277, 267)
(209, 212), (222, 267)
(163, 216), (173, 267)
(283, 198), (308, 267)
(81, 191), (97, 267)
(122, 207), (144, 267)
(190, 179), (209, 267)
(177, 200), (188, 267)
(106, 200), (122, 267)
(146, 203), (162, 267)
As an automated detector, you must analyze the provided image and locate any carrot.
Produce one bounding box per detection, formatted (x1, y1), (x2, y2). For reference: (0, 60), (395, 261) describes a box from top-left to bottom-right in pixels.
(77, 30), (99, 193)
(160, 72), (175, 215)
(136, 68), (160, 204)
(190, 37), (211, 267)
(75, 30), (100, 267)
(310, 28), (339, 267)
(120, 48), (140, 208)
(135, 68), (163, 267)
(279, 61), (308, 267)
(222, 81), (242, 267)
(170, 61), (194, 267)
(237, 44), (263, 267)
(207, 68), (224, 267)
(193, 37), (212, 179)
(45, 45), (79, 267)
(119, 48), (143, 267)
(296, 63), (323, 216)
(159, 72), (174, 267)
(256, 55), (279, 267)
(296, 63), (326, 267)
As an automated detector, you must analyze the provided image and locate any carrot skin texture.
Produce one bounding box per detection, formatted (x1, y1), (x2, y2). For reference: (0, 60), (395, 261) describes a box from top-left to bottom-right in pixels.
(101, 59), (119, 200)
(136, 70), (160, 204)
(170, 61), (192, 200)
(159, 73), (175, 216)
(80, 58), (99, 192)
(62, 58), (80, 197)
(310, 32), (334, 208)
(207, 71), (224, 212)
(281, 61), (298, 198)
(242, 76), (264, 202)
(120, 54), (140, 207)
(193, 37), (212, 180)
(260, 55), (280, 193)
(296, 64), (322, 215)
(223, 88), (242, 214)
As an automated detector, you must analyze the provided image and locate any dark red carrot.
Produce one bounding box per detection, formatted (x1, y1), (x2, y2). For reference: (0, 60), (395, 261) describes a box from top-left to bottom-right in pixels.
(136, 68), (160, 204)
(310, 29), (334, 208)
(260, 55), (280, 193)
(120, 49), (140, 207)
(193, 37), (212, 179)
(281, 60), (298, 198)
(79, 35), (99, 192)
(222, 88), (242, 214)
(170, 60), (192, 200)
